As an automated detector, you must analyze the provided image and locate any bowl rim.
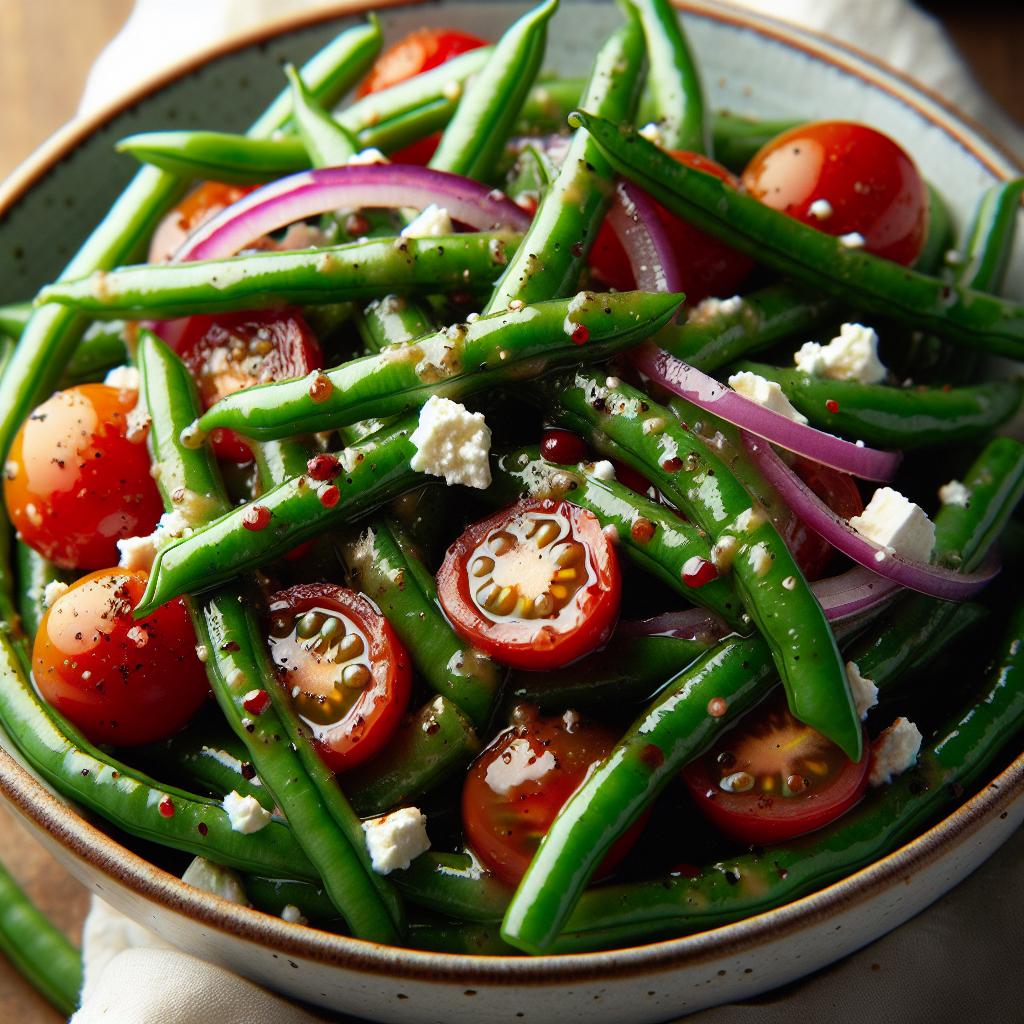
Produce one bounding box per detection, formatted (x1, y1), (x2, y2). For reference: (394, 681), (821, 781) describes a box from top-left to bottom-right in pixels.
(0, 0), (1021, 987)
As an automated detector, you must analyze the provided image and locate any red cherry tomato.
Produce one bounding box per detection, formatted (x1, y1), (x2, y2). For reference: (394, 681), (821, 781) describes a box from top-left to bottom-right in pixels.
(390, 134), (442, 166)
(4, 384), (163, 570)
(33, 570), (209, 746)
(462, 706), (643, 886)
(783, 457), (864, 580)
(267, 584), (412, 773)
(437, 499), (621, 670)
(590, 150), (753, 305)
(741, 120), (928, 266)
(149, 181), (260, 264)
(681, 690), (869, 845)
(356, 28), (487, 97)
(177, 309), (322, 463)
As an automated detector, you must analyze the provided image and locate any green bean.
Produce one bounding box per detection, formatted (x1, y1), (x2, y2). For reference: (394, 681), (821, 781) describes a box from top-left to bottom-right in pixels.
(392, 853), (514, 925)
(0, 302), (31, 339)
(570, 111), (1024, 358)
(913, 183), (954, 274)
(0, 22), (378, 465)
(0, 859), (82, 1015)
(61, 322), (129, 384)
(484, 11), (646, 311)
(14, 542), (71, 643)
(489, 447), (742, 626)
(430, 0), (558, 180)
(733, 362), (1022, 449)
(958, 178), (1024, 293)
(284, 63), (359, 167)
(0, 508), (26, 662)
(196, 290), (681, 441)
(709, 112), (799, 172)
(36, 233), (522, 319)
(340, 520), (501, 729)
(244, 875), (346, 929)
(515, 78), (586, 133)
(357, 294), (435, 354)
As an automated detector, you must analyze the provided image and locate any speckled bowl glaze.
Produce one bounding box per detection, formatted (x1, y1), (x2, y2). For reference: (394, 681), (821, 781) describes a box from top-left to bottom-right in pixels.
(0, 2), (1021, 1021)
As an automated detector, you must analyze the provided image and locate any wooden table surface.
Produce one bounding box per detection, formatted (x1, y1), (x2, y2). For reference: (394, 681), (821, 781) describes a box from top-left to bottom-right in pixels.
(0, 2), (1020, 1020)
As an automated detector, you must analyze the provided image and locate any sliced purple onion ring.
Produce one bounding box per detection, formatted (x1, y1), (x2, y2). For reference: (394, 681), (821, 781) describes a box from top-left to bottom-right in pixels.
(607, 180), (681, 293)
(618, 608), (728, 642)
(743, 431), (999, 600)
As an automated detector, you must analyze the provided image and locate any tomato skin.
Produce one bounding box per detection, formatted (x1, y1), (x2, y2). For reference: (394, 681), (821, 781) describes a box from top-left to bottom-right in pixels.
(462, 708), (643, 886)
(390, 133), (442, 166)
(437, 499), (621, 671)
(267, 583), (411, 773)
(4, 384), (163, 571)
(356, 28), (487, 97)
(149, 182), (259, 264)
(590, 150), (753, 305)
(741, 120), (928, 266)
(681, 691), (869, 845)
(33, 570), (209, 746)
(177, 310), (322, 463)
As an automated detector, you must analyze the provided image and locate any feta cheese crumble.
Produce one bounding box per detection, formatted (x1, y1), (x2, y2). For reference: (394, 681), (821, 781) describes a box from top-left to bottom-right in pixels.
(103, 365), (140, 391)
(346, 148), (389, 165)
(849, 487), (935, 562)
(591, 460), (616, 482)
(845, 661), (879, 720)
(409, 395), (492, 489)
(938, 479), (970, 507)
(868, 717), (923, 787)
(808, 198), (833, 221)
(400, 204), (454, 239)
(361, 807), (431, 874)
(838, 231), (866, 249)
(690, 295), (743, 321)
(181, 857), (249, 905)
(794, 322), (887, 384)
(638, 122), (664, 146)
(728, 370), (808, 424)
(116, 511), (194, 572)
(281, 904), (307, 925)
(43, 579), (69, 608)
(222, 790), (272, 834)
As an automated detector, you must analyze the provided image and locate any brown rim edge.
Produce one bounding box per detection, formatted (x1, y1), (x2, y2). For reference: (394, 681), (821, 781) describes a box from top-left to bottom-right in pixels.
(0, 0), (1020, 990)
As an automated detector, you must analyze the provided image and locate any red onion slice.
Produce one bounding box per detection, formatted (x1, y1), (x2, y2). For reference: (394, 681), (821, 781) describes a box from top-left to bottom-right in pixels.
(607, 180), (681, 293)
(177, 164), (531, 262)
(618, 608), (727, 642)
(743, 431), (998, 600)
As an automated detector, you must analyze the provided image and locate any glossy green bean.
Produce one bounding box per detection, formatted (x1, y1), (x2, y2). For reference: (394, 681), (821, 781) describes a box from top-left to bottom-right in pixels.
(709, 112), (799, 172)
(913, 183), (954, 274)
(195, 290), (682, 441)
(0, 302), (31, 338)
(957, 177), (1024, 293)
(14, 542), (70, 643)
(356, 294), (435, 354)
(284, 63), (359, 167)
(61, 322), (129, 384)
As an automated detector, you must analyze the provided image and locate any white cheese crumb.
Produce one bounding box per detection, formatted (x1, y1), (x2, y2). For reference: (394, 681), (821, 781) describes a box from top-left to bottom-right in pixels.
(103, 365), (140, 391)
(116, 510), (194, 572)
(280, 904), (307, 925)
(591, 460), (616, 482)
(346, 147), (389, 165)
(690, 295), (743, 321)
(222, 790), (272, 835)
(361, 807), (431, 875)
(938, 479), (970, 507)
(944, 249), (963, 267)
(43, 580), (69, 608)
(728, 370), (808, 424)
(869, 717), (923, 787)
(605, 376), (621, 389)
(711, 534), (739, 572)
(442, 79), (462, 102)
(794, 323), (887, 384)
(409, 395), (492, 489)
(808, 198), (833, 221)
(748, 541), (772, 576)
(849, 487), (935, 562)
(484, 738), (556, 795)
(839, 231), (866, 249)
(400, 204), (454, 239)
(182, 857), (249, 905)
(638, 122), (664, 146)
(845, 661), (879, 720)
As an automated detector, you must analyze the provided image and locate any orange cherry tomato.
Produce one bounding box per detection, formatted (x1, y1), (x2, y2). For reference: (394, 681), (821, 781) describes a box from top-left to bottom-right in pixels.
(356, 28), (487, 97)
(437, 499), (621, 671)
(462, 706), (643, 886)
(4, 384), (163, 570)
(148, 181), (259, 264)
(33, 569), (209, 746)
(741, 120), (928, 266)
(267, 584), (412, 773)
(590, 150), (753, 305)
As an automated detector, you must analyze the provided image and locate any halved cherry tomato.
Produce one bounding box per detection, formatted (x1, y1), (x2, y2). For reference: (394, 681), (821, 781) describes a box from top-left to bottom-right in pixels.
(149, 181), (259, 264)
(356, 28), (487, 97)
(590, 150), (753, 305)
(267, 583), (412, 773)
(681, 690), (869, 845)
(177, 309), (323, 463)
(437, 499), (621, 671)
(4, 384), (163, 570)
(783, 457), (863, 581)
(741, 120), (928, 266)
(462, 705), (644, 886)
(33, 569), (209, 746)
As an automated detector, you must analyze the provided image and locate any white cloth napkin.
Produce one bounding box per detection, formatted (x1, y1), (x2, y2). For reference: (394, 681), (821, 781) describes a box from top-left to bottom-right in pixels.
(67, 1), (1022, 1021)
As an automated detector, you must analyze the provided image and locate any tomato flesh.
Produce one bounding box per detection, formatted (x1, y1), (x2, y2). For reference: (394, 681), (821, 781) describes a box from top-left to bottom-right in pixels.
(4, 384), (163, 570)
(590, 150), (753, 305)
(267, 583), (411, 772)
(462, 706), (643, 886)
(149, 181), (259, 264)
(356, 28), (487, 97)
(178, 309), (322, 462)
(742, 120), (928, 266)
(682, 690), (869, 844)
(33, 570), (209, 746)
(437, 499), (621, 670)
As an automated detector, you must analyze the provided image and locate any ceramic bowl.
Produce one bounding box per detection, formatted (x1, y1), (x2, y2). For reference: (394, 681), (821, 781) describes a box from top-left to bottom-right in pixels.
(0, 2), (1021, 1021)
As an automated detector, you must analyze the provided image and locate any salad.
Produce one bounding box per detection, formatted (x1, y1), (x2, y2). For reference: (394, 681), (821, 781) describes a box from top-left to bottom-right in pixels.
(0, 0), (1022, 999)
